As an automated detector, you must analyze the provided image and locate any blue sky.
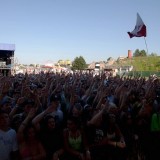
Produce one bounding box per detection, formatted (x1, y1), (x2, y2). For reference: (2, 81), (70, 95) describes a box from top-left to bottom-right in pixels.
(0, 0), (159, 65)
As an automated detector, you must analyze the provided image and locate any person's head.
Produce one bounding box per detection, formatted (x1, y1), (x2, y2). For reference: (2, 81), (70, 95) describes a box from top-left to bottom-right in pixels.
(0, 110), (10, 130)
(23, 99), (35, 113)
(73, 94), (81, 103)
(44, 115), (56, 130)
(12, 91), (21, 101)
(49, 93), (60, 106)
(1, 99), (12, 114)
(72, 103), (83, 117)
(67, 116), (81, 131)
(102, 109), (116, 127)
(107, 102), (118, 115)
(24, 124), (37, 141)
(128, 90), (136, 103)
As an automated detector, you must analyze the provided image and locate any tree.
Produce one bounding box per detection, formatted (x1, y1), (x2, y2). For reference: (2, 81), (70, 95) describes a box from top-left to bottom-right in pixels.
(107, 57), (113, 61)
(133, 49), (147, 57)
(133, 49), (140, 57)
(149, 53), (157, 56)
(36, 64), (40, 67)
(29, 64), (35, 67)
(72, 56), (87, 70)
(139, 50), (147, 56)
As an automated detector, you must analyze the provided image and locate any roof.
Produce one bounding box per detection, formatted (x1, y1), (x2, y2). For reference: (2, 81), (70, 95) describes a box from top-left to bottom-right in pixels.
(0, 43), (15, 51)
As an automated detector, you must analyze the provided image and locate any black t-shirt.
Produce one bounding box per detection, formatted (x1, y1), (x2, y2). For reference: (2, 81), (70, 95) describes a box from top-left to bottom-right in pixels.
(40, 128), (63, 159)
(86, 123), (108, 147)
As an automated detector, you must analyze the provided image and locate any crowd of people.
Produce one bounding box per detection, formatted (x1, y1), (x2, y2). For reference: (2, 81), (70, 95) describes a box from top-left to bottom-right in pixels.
(0, 71), (160, 160)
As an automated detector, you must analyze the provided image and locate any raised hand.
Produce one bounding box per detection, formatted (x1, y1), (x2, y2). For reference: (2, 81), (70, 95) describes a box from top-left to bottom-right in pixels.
(17, 97), (26, 105)
(117, 141), (126, 148)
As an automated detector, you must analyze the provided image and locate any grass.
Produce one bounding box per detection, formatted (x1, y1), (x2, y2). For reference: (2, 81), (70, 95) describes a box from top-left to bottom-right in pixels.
(114, 56), (160, 71)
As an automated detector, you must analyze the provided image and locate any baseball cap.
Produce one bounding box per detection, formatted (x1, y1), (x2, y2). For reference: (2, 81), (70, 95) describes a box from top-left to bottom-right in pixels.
(50, 94), (61, 102)
(0, 96), (12, 106)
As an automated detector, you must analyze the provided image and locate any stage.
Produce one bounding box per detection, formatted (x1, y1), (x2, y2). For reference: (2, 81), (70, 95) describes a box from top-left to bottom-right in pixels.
(0, 43), (15, 76)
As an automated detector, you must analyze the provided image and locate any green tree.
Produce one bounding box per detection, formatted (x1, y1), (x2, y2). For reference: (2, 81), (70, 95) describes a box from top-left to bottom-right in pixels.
(133, 49), (140, 57)
(107, 57), (113, 61)
(149, 52), (157, 56)
(139, 50), (147, 56)
(133, 49), (147, 57)
(72, 56), (87, 70)
(29, 64), (35, 67)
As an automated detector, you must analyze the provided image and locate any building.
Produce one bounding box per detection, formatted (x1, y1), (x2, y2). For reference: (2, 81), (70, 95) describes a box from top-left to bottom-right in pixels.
(0, 43), (15, 76)
(87, 61), (106, 71)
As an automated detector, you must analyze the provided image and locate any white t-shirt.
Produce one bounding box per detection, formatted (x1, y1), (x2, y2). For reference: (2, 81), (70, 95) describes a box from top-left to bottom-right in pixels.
(0, 128), (18, 160)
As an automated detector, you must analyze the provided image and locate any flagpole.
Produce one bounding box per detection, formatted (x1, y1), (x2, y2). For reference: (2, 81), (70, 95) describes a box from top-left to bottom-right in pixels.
(144, 37), (148, 54)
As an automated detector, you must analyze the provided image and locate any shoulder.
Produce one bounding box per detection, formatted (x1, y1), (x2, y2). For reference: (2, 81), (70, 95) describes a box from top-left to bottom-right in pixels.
(7, 128), (17, 135)
(0, 128), (17, 140)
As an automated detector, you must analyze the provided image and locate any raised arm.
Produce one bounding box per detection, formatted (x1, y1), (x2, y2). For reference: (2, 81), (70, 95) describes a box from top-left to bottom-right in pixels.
(32, 104), (57, 131)
(17, 108), (36, 144)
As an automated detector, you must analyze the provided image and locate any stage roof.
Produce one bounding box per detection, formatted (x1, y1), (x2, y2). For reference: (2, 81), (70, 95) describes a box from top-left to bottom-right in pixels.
(0, 43), (15, 51)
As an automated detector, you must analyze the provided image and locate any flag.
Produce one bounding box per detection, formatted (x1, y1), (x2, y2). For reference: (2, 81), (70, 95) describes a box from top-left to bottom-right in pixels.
(127, 13), (146, 38)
